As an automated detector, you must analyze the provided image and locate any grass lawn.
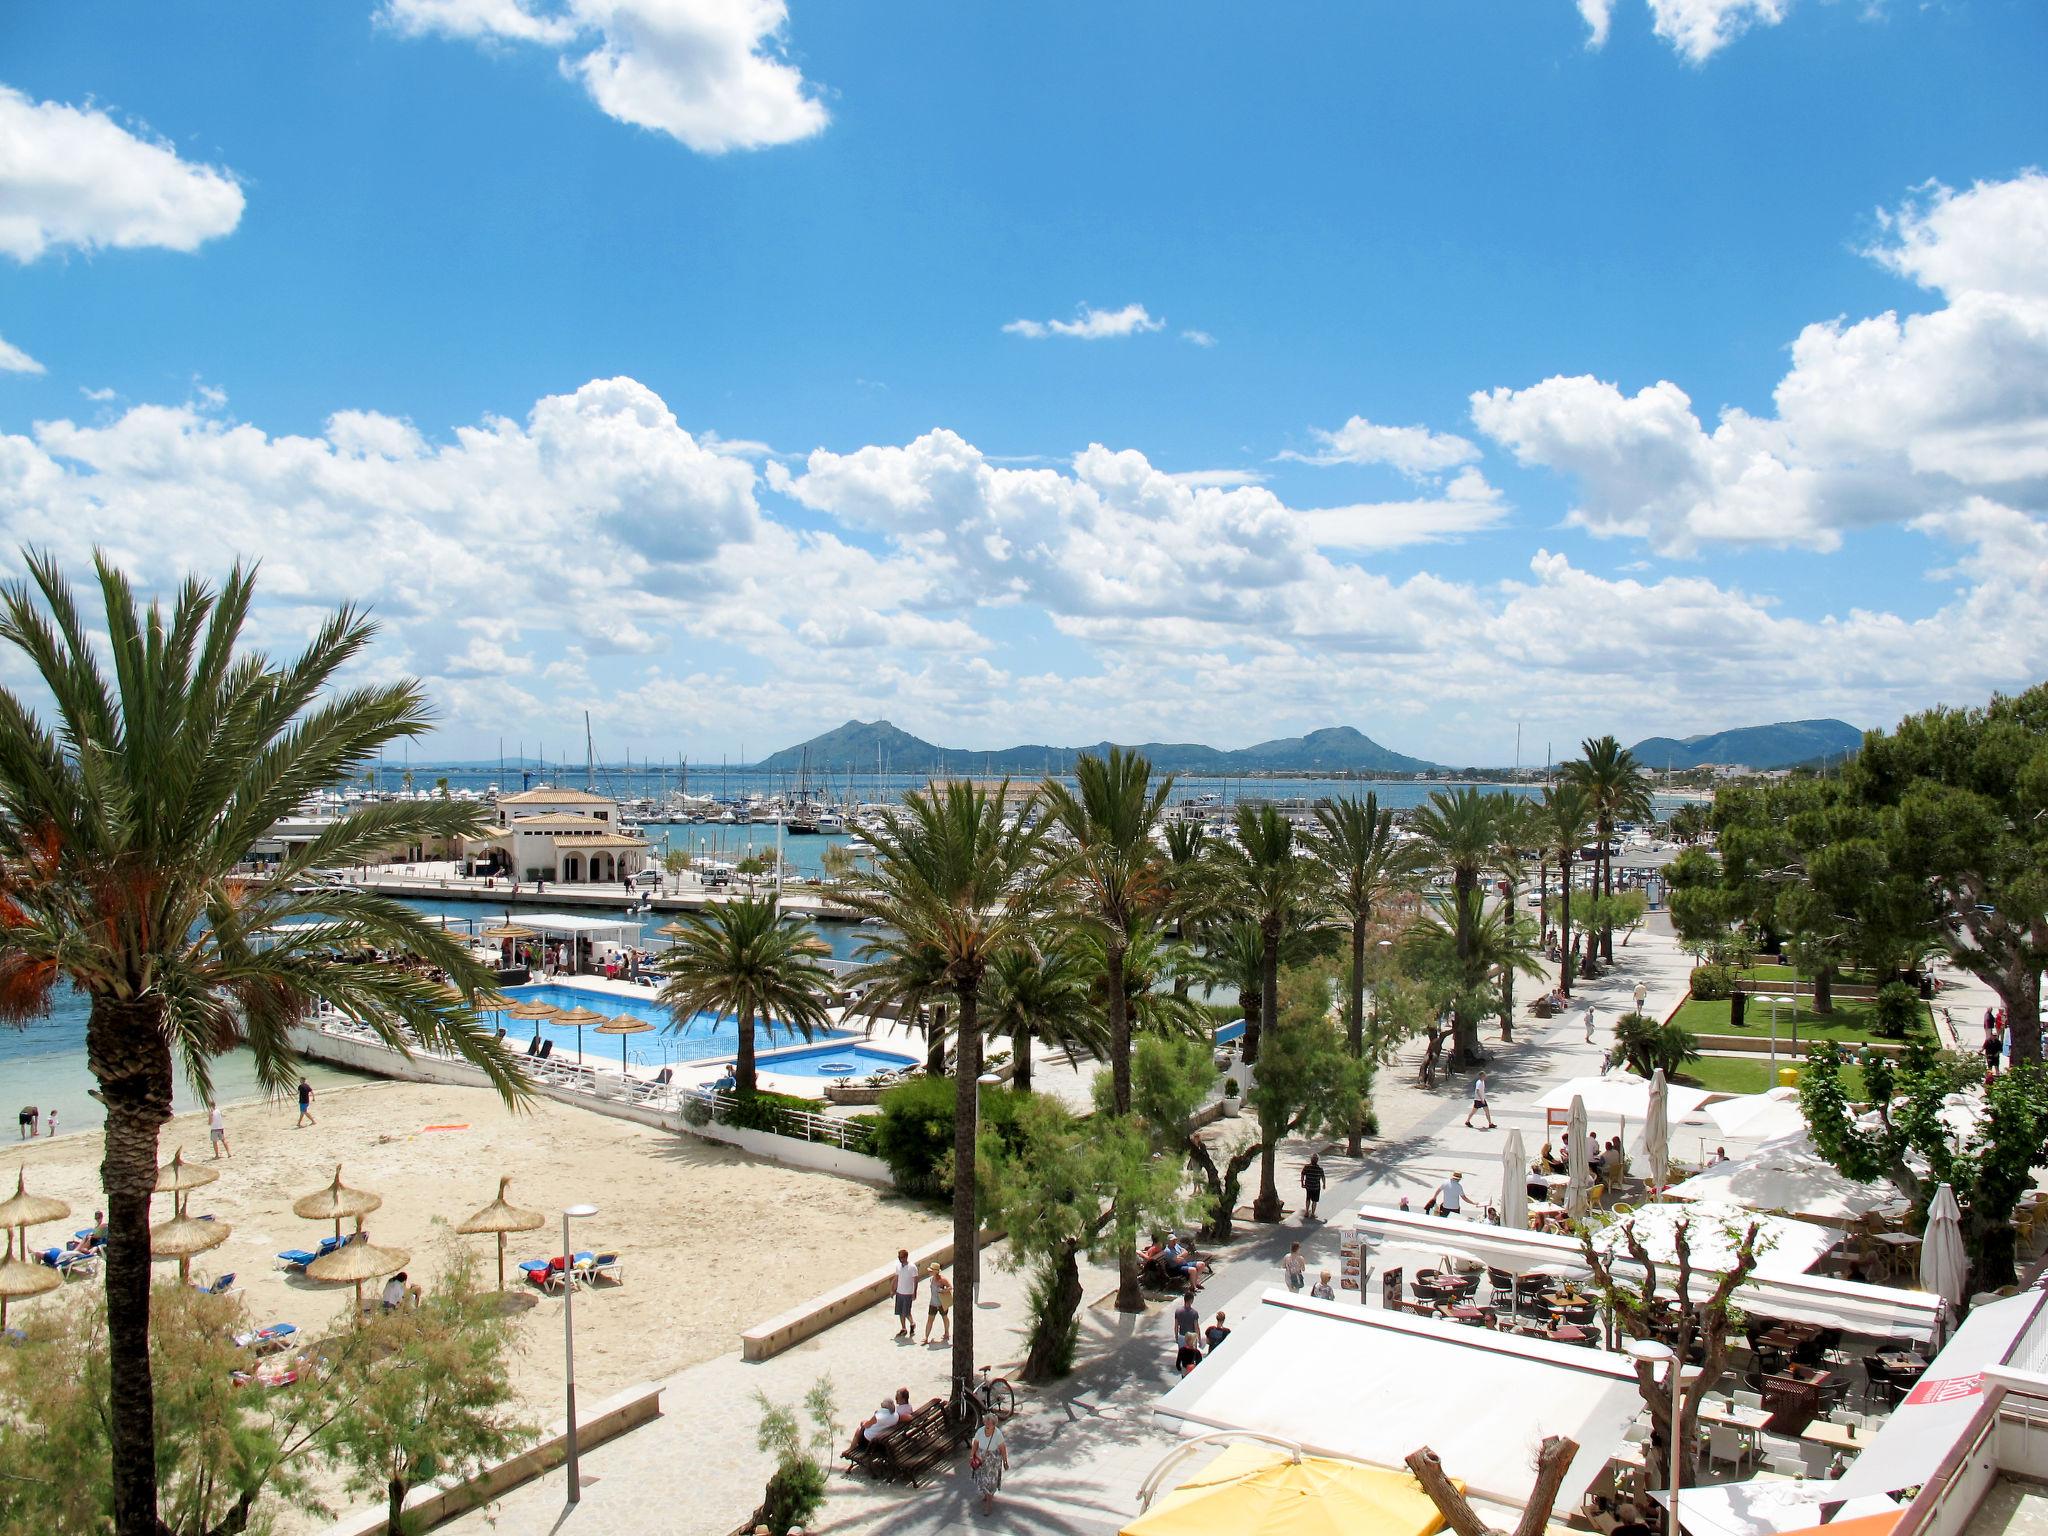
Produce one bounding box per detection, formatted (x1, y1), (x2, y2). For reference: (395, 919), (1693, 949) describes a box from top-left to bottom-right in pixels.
(1671, 992), (1931, 1044)
(1734, 963), (1888, 986)
(1677, 1054), (1867, 1098)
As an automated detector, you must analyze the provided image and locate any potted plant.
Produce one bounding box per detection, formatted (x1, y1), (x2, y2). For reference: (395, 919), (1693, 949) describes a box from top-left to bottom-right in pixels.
(1221, 1077), (1242, 1118)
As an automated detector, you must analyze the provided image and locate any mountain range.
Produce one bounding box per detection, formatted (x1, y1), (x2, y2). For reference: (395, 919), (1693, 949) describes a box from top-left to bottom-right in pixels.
(1627, 718), (1864, 771)
(752, 719), (1440, 776)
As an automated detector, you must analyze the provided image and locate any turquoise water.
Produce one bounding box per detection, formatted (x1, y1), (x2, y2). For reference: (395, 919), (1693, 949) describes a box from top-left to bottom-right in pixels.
(499, 981), (852, 1068)
(756, 1042), (920, 1079)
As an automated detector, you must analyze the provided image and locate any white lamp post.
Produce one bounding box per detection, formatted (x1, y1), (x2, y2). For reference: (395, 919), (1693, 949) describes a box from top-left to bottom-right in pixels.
(1625, 1338), (1680, 1534)
(561, 1202), (599, 1503)
(1766, 994), (1795, 1080)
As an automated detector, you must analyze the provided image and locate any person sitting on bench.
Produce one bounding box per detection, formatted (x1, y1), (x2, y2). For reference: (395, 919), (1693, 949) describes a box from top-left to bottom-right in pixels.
(844, 1395), (901, 1459)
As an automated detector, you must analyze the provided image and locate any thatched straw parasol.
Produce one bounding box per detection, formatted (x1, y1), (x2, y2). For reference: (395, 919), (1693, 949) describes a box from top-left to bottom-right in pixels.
(306, 1233), (410, 1322)
(292, 1165), (383, 1241)
(0, 1168), (70, 1245)
(154, 1147), (219, 1217)
(481, 923), (538, 941)
(456, 1176), (545, 1290)
(150, 1212), (231, 1283)
(0, 1231), (59, 1327)
(597, 1014), (655, 1073)
(554, 1005), (608, 1062)
(656, 920), (691, 939)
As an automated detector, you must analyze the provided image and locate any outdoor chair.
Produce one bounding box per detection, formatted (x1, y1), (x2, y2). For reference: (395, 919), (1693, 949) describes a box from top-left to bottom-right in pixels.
(1760, 1434), (1802, 1466)
(1766, 1455), (1806, 1479)
(1708, 1425), (1751, 1474)
(193, 1272), (236, 1295)
(1861, 1357), (1899, 1409)
(1800, 1442), (1834, 1479)
(1734, 1389), (1764, 1414)
(275, 1249), (318, 1273)
(575, 1253), (624, 1285)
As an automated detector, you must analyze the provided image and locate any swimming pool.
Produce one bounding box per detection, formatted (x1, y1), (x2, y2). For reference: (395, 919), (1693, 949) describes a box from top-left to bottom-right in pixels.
(757, 1042), (921, 1080)
(500, 983), (852, 1067)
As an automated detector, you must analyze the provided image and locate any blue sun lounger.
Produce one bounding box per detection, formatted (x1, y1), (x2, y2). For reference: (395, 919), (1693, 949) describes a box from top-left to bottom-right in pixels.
(276, 1249), (318, 1272)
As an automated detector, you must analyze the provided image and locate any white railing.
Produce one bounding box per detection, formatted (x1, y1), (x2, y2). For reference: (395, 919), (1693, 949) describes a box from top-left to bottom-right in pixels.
(679, 1086), (875, 1154)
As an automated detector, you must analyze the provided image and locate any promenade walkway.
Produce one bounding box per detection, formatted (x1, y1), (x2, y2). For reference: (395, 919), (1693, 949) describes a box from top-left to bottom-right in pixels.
(427, 923), (1996, 1536)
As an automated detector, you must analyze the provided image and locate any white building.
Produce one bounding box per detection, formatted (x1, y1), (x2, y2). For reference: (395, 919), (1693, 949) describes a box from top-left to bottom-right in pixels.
(461, 787), (651, 885)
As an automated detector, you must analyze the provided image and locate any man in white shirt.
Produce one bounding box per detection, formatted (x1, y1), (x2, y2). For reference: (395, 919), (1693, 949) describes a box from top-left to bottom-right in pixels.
(1633, 981), (1648, 1013)
(891, 1248), (921, 1338)
(845, 1397), (901, 1458)
(1583, 1003), (1598, 1044)
(1424, 1172), (1466, 1218)
(208, 1104), (231, 1159)
(1464, 1076), (1494, 1129)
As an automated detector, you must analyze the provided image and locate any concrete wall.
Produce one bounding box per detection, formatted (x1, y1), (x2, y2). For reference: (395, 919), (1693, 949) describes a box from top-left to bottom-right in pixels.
(740, 1228), (1001, 1363)
(325, 1382), (662, 1534)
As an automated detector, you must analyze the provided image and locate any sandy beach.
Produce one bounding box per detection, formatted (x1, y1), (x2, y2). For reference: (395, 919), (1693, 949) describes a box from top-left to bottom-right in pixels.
(1, 1077), (947, 1525)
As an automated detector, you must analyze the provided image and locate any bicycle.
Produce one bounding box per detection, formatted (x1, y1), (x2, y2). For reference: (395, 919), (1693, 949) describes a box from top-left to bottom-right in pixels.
(951, 1363), (1016, 1428)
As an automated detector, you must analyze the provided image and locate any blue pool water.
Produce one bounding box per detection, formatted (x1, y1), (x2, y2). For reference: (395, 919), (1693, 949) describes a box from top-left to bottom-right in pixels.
(501, 983), (851, 1067)
(757, 1042), (919, 1079)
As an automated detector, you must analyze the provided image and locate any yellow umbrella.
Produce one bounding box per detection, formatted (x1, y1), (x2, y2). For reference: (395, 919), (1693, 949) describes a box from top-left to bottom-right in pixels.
(456, 1176), (546, 1291)
(150, 1212), (231, 1283)
(1123, 1444), (1453, 1536)
(597, 1014), (655, 1072)
(306, 1230), (409, 1324)
(0, 1231), (59, 1328)
(292, 1165), (383, 1241)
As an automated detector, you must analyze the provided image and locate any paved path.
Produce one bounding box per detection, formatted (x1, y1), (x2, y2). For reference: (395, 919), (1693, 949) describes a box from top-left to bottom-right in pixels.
(425, 923), (1995, 1536)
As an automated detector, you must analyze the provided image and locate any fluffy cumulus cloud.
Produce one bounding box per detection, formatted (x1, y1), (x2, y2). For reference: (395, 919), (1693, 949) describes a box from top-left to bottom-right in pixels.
(1471, 172), (2048, 554)
(1575, 0), (1797, 62)
(0, 334), (42, 375)
(0, 87), (245, 261)
(1003, 303), (1164, 341)
(1283, 416), (1480, 477)
(381, 0), (827, 154)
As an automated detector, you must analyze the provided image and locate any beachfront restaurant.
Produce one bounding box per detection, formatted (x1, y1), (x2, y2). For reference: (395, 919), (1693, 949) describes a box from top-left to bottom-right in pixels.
(460, 810), (651, 885)
(484, 912), (646, 978)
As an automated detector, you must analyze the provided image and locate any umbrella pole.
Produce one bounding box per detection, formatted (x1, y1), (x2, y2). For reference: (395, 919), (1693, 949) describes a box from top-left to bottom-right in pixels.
(498, 1232), (507, 1292)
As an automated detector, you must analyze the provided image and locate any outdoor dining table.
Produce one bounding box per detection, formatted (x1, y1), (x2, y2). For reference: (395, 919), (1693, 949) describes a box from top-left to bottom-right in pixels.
(1877, 1349), (1929, 1379)
(1549, 1323), (1589, 1342)
(1448, 1304), (1488, 1325)
(1700, 1402), (1772, 1432)
(1798, 1420), (1867, 1452)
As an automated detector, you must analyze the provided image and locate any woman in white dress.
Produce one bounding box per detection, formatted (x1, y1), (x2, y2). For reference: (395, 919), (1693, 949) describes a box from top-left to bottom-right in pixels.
(968, 1411), (1008, 1513)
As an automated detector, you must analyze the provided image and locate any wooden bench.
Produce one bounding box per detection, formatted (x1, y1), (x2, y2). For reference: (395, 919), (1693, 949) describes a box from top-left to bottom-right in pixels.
(846, 1400), (958, 1486)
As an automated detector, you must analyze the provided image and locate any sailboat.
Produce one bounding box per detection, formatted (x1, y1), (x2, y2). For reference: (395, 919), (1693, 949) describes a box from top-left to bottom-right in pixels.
(787, 747), (822, 834)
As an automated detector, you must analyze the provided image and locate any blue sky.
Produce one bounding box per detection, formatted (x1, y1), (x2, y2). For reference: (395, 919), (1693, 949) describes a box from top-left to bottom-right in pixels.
(1, 0), (2044, 764)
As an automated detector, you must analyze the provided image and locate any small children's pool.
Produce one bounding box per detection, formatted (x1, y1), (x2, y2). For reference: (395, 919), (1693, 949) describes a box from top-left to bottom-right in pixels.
(758, 1043), (920, 1080)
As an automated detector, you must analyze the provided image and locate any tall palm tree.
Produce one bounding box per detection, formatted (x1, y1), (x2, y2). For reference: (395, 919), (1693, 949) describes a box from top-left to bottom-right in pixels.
(1077, 916), (1209, 1044)
(1040, 748), (1170, 1311)
(843, 928), (952, 1073)
(1401, 893), (1547, 1039)
(1490, 796), (1543, 1040)
(983, 934), (1099, 1094)
(1305, 794), (1424, 1153)
(1540, 783), (1596, 997)
(843, 780), (1051, 1403)
(657, 896), (837, 1098)
(1408, 787), (1508, 1068)
(1161, 819), (1211, 999)
(1565, 736), (1653, 967)
(1211, 804), (1328, 1220)
(0, 553), (527, 1536)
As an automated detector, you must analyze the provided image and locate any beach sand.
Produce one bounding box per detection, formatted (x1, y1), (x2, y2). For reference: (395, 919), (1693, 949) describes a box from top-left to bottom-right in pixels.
(1, 1078), (947, 1525)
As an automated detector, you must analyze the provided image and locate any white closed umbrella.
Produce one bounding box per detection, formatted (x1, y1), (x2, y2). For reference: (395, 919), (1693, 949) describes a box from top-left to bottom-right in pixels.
(1920, 1182), (1967, 1310)
(1501, 1128), (1529, 1232)
(1566, 1095), (1592, 1220)
(1646, 1068), (1671, 1190)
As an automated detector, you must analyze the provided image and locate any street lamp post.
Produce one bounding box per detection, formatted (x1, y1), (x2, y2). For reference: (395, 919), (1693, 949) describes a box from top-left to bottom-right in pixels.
(1766, 994), (1795, 1081)
(1625, 1338), (1680, 1535)
(561, 1202), (599, 1503)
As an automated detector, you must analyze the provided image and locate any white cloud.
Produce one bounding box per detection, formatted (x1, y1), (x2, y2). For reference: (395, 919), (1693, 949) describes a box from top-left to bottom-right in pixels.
(1283, 416), (1481, 478)
(0, 87), (244, 261)
(1577, 0), (1615, 47)
(1575, 0), (1793, 63)
(381, 0), (827, 154)
(1181, 329), (1217, 348)
(80, 386), (117, 402)
(1297, 468), (1511, 551)
(0, 334), (42, 375)
(1471, 171), (2048, 553)
(1003, 303), (1164, 341)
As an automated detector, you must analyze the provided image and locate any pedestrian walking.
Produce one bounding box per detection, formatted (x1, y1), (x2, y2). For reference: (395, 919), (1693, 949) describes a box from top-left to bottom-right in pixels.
(296, 1078), (316, 1127)
(1173, 1288), (1201, 1342)
(208, 1103), (231, 1159)
(1424, 1171), (1466, 1218)
(1583, 1003), (1598, 1043)
(1204, 1310), (1231, 1352)
(1311, 1270), (1336, 1300)
(1985, 1012), (2004, 1077)
(1632, 981), (1648, 1013)
(1282, 1242), (1307, 1292)
(890, 1247), (919, 1338)
(968, 1411), (1009, 1513)
(922, 1262), (952, 1344)
(1299, 1153), (1326, 1219)
(1464, 1076), (1494, 1129)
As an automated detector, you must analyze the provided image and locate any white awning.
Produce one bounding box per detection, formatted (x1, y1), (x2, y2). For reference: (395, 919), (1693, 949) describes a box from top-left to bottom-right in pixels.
(1538, 1074), (1713, 1125)
(1666, 1133), (1906, 1224)
(1353, 1205), (1947, 1341)
(1589, 1201), (1841, 1279)
(1648, 1482), (1898, 1536)
(1154, 1289), (1644, 1508)
(1827, 1289), (2048, 1501)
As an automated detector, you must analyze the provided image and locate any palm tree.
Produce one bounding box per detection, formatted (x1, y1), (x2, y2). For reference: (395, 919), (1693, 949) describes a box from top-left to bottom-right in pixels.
(0, 552), (527, 1536)
(1490, 796), (1543, 1040)
(1040, 748), (1170, 1311)
(1401, 894), (1546, 1041)
(1211, 804), (1329, 1221)
(1540, 783), (1596, 997)
(1160, 820), (1211, 999)
(656, 896), (836, 1098)
(1565, 736), (1653, 967)
(1408, 787), (1508, 1068)
(1305, 794), (1424, 1153)
(1078, 916), (1209, 1044)
(983, 934), (1099, 1094)
(843, 780), (1051, 1404)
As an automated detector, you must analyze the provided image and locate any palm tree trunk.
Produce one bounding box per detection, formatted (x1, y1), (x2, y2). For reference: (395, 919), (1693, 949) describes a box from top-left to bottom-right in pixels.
(1347, 916), (1367, 1156)
(1010, 1022), (1032, 1093)
(1108, 942), (1142, 1313)
(1238, 986), (1260, 1068)
(1252, 924), (1284, 1221)
(950, 982), (983, 1414)
(1599, 824), (1615, 964)
(1558, 855), (1575, 998)
(91, 995), (176, 1536)
(1451, 873), (1482, 1067)
(736, 1005), (757, 1097)
(926, 1002), (947, 1075)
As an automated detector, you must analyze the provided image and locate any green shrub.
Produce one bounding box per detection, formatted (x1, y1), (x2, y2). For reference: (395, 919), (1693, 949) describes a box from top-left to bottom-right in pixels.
(1022, 1259), (1081, 1378)
(721, 1090), (820, 1136)
(1689, 964), (1735, 1001)
(869, 1075), (1035, 1198)
(1874, 982), (1922, 1041)
(1612, 1010), (1703, 1077)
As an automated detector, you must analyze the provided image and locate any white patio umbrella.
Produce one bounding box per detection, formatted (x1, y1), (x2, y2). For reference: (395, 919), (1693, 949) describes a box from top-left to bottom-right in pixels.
(1645, 1068), (1671, 1190)
(1565, 1096), (1592, 1220)
(1920, 1182), (1967, 1310)
(1500, 1128), (1529, 1232)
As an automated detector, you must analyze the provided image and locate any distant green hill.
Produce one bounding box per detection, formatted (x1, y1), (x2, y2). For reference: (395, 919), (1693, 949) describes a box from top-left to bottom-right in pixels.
(1628, 718), (1864, 771)
(754, 719), (1439, 776)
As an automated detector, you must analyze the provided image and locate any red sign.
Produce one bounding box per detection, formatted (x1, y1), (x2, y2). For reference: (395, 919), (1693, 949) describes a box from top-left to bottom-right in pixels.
(1904, 1373), (1984, 1407)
